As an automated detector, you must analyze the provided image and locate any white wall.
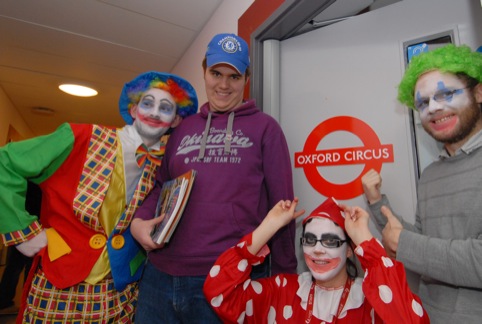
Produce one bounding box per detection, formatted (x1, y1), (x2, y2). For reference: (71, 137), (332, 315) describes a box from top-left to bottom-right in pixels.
(0, 87), (35, 144)
(277, 0), (481, 273)
(171, 0), (255, 108)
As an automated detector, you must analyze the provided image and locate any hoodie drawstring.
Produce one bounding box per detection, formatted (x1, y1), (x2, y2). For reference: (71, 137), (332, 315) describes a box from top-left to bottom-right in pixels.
(224, 111), (235, 154)
(198, 111), (212, 160)
(197, 111), (235, 160)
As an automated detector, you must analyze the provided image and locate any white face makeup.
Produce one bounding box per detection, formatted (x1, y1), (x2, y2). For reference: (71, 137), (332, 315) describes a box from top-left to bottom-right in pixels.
(131, 88), (177, 144)
(415, 70), (481, 148)
(303, 217), (349, 288)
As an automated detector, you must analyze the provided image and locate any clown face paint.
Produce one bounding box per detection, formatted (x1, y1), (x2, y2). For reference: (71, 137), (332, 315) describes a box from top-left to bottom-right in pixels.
(415, 71), (482, 150)
(131, 88), (177, 145)
(303, 217), (349, 288)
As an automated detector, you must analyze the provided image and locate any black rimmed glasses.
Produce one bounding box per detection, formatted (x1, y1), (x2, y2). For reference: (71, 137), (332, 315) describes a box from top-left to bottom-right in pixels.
(415, 86), (471, 112)
(300, 233), (347, 248)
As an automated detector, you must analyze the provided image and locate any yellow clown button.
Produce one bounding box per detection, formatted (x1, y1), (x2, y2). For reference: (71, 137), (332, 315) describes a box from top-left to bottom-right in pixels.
(89, 234), (107, 249)
(111, 235), (125, 250)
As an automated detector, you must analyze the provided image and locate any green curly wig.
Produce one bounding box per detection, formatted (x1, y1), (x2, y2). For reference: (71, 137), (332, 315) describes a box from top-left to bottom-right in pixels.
(398, 44), (482, 109)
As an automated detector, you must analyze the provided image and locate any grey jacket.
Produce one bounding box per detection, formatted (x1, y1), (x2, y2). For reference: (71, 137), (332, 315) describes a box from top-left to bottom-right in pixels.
(368, 131), (482, 323)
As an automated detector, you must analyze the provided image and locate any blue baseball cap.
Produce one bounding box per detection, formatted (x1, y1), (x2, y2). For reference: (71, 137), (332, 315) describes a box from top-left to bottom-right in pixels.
(119, 71), (198, 125)
(206, 33), (250, 74)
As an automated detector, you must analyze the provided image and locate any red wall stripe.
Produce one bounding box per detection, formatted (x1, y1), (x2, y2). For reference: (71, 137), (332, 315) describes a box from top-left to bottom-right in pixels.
(238, 0), (284, 97)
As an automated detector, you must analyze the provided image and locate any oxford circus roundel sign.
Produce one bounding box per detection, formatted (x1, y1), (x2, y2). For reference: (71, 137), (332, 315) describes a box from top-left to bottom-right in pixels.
(294, 116), (394, 200)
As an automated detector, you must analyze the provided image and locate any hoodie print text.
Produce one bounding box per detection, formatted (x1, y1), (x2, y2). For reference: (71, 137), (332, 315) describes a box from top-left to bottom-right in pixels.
(177, 126), (253, 164)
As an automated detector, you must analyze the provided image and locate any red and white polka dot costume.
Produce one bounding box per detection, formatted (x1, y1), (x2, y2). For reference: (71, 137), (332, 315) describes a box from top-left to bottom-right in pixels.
(204, 234), (429, 323)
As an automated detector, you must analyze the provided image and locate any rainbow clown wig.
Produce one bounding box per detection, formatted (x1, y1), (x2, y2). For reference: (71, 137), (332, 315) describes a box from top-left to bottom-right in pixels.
(119, 71), (198, 124)
(398, 44), (482, 110)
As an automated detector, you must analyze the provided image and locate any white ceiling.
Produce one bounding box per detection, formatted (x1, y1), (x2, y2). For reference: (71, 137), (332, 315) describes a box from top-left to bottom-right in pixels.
(0, 0), (398, 137)
(0, 0), (223, 136)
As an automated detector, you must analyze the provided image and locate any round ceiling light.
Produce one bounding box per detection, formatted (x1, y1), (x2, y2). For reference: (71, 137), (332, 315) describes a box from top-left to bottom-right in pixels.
(59, 84), (98, 97)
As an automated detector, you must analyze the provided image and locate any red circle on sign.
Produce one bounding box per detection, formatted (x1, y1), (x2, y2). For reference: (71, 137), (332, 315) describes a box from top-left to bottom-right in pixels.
(302, 116), (383, 200)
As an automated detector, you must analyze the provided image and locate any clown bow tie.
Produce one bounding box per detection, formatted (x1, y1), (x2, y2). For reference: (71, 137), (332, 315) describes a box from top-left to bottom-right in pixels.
(135, 143), (164, 167)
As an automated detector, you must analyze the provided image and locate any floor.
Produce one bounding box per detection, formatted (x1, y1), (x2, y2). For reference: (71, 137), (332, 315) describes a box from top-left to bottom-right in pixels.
(0, 246), (23, 324)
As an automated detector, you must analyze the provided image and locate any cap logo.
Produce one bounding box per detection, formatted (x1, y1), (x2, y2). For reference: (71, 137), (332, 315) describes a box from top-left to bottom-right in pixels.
(219, 36), (242, 54)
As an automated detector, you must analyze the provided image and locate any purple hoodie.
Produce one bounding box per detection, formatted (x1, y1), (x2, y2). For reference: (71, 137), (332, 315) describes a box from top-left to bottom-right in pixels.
(135, 99), (296, 275)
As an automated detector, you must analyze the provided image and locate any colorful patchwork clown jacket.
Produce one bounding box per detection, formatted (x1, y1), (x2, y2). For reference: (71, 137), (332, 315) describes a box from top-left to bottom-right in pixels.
(0, 123), (158, 290)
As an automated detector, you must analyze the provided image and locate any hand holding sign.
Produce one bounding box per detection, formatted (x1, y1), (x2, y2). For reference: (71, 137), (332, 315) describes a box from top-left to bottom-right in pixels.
(362, 169), (383, 204)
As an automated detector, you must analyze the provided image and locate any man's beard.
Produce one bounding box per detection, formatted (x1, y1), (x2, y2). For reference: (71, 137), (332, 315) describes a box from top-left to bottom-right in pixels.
(423, 101), (481, 144)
